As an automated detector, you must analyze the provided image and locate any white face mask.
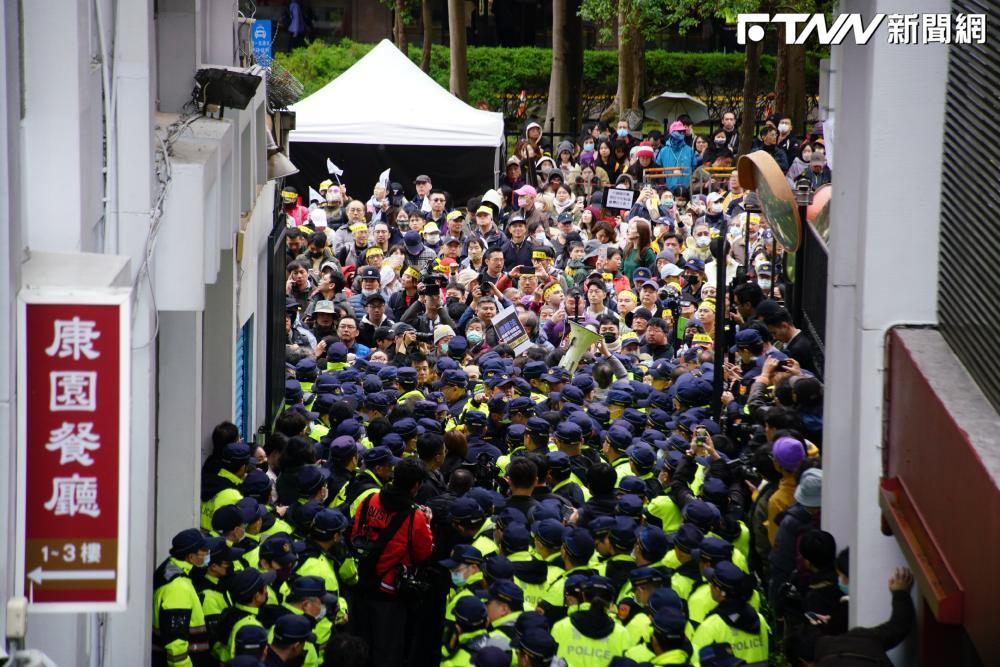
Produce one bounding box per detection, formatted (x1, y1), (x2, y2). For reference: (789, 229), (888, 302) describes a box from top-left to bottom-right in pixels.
(425, 233), (440, 244)
(709, 203), (723, 214)
(759, 278), (772, 290)
(778, 123), (791, 133)
(200, 552), (211, 568)
(695, 236), (711, 248)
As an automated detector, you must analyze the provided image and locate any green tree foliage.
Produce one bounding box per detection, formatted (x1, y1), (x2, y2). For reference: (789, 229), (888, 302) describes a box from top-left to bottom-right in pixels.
(276, 40), (819, 107)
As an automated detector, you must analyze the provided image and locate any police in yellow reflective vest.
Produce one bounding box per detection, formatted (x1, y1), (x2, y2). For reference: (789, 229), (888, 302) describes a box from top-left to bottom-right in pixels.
(342, 446), (398, 518)
(551, 576), (635, 667)
(691, 562), (769, 666)
(212, 567), (275, 663)
(266, 614), (318, 667)
(450, 496), (498, 557)
(440, 544), (486, 622)
(192, 537), (243, 642)
(326, 436), (360, 508)
(618, 567), (688, 647)
(264, 576), (333, 666)
(395, 366), (425, 405)
(497, 417), (553, 474)
(627, 607), (694, 666)
(617, 525), (672, 606)
(485, 580), (526, 640)
(152, 529), (211, 667)
(538, 527), (598, 621)
(592, 516), (637, 599)
(441, 596), (492, 667)
(200, 442), (251, 531)
(512, 627), (560, 667)
(602, 425), (635, 483)
(669, 524), (707, 601)
(290, 508), (354, 622)
(688, 536), (758, 626)
(503, 525), (558, 612)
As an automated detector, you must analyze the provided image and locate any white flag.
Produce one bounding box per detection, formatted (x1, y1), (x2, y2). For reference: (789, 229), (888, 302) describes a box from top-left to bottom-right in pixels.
(378, 168), (391, 189)
(308, 186), (322, 204)
(326, 158), (343, 177)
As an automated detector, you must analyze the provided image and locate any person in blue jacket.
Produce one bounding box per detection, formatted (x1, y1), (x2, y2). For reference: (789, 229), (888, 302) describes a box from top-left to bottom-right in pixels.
(656, 121), (697, 189)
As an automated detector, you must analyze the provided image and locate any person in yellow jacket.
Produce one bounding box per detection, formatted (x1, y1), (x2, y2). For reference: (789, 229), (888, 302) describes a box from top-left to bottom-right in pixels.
(265, 615), (317, 666)
(440, 544), (486, 622)
(212, 567), (276, 663)
(551, 576), (635, 667)
(485, 580), (527, 641)
(691, 562), (769, 666)
(538, 527), (598, 622)
(287, 508), (351, 623)
(441, 596), (493, 667)
(602, 425), (635, 483)
(688, 537), (760, 627)
(625, 607), (695, 665)
(263, 575), (333, 666)
(191, 537), (244, 643)
(669, 524), (707, 601)
(152, 529), (212, 667)
(200, 442), (252, 531)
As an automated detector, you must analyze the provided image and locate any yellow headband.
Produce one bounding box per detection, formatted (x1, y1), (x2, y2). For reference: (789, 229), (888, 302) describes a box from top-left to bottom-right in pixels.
(349, 223), (367, 234)
(404, 266), (422, 280)
(365, 246), (384, 257)
(543, 282), (562, 298)
(618, 290), (637, 302)
(281, 190), (297, 199)
(532, 251), (549, 260)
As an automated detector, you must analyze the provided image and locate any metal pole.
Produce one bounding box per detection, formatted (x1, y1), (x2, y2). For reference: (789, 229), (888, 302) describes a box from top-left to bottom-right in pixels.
(711, 236), (728, 421)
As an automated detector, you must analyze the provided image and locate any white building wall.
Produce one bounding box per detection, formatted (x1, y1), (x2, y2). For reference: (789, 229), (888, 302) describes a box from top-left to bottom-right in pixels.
(823, 0), (949, 660)
(3, 0), (277, 663)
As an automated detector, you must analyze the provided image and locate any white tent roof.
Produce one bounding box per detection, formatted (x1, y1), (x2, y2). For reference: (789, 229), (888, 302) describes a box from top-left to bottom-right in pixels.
(289, 40), (504, 148)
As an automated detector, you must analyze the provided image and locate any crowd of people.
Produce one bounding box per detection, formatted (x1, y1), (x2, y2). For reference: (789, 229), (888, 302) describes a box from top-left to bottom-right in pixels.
(151, 113), (914, 667)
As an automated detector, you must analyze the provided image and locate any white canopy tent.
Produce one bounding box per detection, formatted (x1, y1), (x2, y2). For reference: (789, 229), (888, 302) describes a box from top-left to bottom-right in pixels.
(287, 40), (503, 203)
(289, 40), (504, 148)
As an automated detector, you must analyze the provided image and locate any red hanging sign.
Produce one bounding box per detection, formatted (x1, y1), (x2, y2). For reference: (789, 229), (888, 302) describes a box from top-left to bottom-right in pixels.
(16, 290), (130, 611)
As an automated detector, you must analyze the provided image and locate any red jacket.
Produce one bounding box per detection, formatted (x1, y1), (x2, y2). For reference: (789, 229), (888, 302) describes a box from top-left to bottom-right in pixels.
(352, 489), (433, 595)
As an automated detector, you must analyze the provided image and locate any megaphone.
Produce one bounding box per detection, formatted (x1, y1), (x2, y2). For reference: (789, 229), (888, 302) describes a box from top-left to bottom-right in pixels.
(559, 320), (602, 374)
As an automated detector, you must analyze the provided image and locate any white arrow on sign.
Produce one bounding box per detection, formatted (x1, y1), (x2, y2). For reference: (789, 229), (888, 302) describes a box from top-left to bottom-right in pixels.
(28, 567), (116, 585)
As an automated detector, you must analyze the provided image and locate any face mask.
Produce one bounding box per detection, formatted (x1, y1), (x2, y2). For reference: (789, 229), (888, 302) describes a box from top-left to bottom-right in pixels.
(778, 123), (791, 133)
(695, 236), (711, 248)
(670, 131), (685, 142)
(602, 333), (616, 344)
(314, 604), (327, 620)
(467, 331), (483, 345)
(714, 137), (726, 146)
(200, 553), (211, 568)
(662, 199), (673, 209)
(451, 570), (466, 587)
(617, 128), (628, 137)
(838, 581), (849, 595)
(362, 288), (378, 297)
(426, 233), (440, 244)
(441, 343), (449, 354)
(583, 142), (594, 151)
(446, 296), (459, 305)
(759, 278), (772, 291)
(535, 233), (546, 244)
(709, 204), (723, 215)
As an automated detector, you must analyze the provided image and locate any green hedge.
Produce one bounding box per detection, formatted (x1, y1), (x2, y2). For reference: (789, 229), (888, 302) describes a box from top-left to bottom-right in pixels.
(276, 40), (819, 110)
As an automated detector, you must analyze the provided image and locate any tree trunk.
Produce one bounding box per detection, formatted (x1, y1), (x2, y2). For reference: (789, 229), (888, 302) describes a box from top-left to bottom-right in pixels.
(546, 0), (569, 136)
(447, 0), (468, 100)
(565, 0), (583, 134)
(787, 43), (807, 135)
(738, 39), (763, 156)
(616, 0), (635, 119)
(393, 0), (409, 53)
(421, 0), (432, 73)
(774, 27), (788, 118)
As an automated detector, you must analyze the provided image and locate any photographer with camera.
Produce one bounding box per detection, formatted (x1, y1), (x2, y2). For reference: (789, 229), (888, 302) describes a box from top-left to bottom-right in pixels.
(351, 458), (433, 666)
(400, 275), (457, 336)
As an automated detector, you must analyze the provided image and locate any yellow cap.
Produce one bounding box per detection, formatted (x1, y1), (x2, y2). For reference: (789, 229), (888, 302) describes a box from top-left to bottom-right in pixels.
(446, 210), (465, 222)
(319, 179), (333, 191)
(476, 205), (493, 216)
(422, 222), (440, 234)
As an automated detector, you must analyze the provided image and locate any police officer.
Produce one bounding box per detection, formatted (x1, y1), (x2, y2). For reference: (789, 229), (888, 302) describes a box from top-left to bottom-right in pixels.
(291, 509), (352, 623)
(545, 451), (586, 507)
(602, 426), (634, 483)
(690, 561), (769, 665)
(343, 446), (399, 518)
(670, 524), (706, 601)
(593, 516), (637, 597)
(625, 442), (663, 499)
(152, 529), (211, 667)
(265, 614), (316, 667)
(551, 576), (634, 666)
(440, 544), (486, 621)
(441, 596), (493, 667)
(201, 442), (252, 531)
(486, 580), (526, 639)
(213, 568), (277, 663)
(638, 608), (694, 665)
(511, 627), (560, 667)
(538, 528), (598, 621)
(441, 368), (471, 421)
(261, 575), (332, 665)
(325, 436), (358, 507)
(193, 537), (244, 640)
(450, 496), (498, 556)
(396, 366), (425, 404)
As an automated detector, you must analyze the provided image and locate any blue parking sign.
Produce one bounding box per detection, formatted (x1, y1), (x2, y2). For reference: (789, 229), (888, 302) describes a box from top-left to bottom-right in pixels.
(252, 19), (272, 68)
